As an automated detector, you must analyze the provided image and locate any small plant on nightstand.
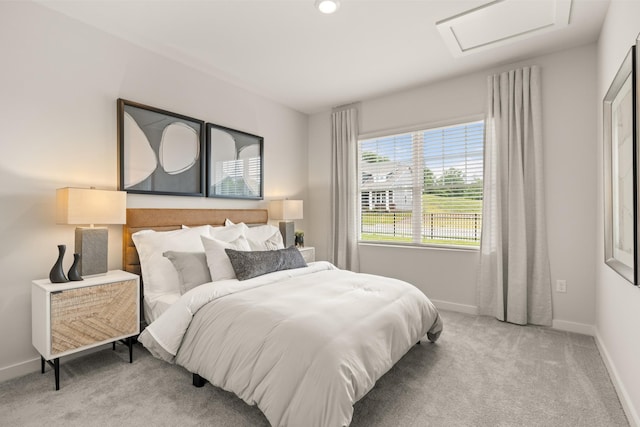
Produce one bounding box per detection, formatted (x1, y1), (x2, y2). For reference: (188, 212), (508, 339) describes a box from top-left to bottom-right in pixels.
(295, 230), (304, 247)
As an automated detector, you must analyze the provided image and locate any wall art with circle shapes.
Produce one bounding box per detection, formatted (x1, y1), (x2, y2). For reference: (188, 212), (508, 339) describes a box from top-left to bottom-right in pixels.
(206, 123), (263, 200)
(117, 99), (205, 197)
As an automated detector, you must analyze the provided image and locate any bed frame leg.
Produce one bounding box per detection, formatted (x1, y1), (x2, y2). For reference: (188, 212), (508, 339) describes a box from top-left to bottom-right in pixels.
(416, 341), (421, 345)
(192, 373), (207, 388)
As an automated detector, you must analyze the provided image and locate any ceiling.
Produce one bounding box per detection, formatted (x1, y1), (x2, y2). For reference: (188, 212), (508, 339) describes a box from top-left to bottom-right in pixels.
(37, 0), (610, 114)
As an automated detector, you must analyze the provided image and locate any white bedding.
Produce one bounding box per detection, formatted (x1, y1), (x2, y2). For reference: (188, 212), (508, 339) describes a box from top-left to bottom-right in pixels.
(142, 291), (180, 324)
(138, 261), (442, 427)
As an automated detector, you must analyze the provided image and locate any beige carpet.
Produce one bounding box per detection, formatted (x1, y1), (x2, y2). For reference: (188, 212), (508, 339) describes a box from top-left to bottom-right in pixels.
(0, 311), (628, 426)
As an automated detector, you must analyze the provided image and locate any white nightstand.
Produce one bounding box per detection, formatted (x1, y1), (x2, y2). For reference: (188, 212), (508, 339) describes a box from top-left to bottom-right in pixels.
(298, 246), (315, 263)
(31, 270), (140, 390)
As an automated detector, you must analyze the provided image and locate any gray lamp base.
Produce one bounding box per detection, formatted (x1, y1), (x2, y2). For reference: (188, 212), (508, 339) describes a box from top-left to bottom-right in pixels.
(279, 221), (295, 248)
(75, 227), (108, 276)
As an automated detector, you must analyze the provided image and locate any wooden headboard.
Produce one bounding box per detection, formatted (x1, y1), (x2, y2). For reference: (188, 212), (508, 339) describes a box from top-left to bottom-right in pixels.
(122, 208), (269, 277)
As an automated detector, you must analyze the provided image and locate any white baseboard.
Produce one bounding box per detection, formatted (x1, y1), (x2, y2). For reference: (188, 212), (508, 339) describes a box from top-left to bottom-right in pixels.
(430, 299), (479, 315)
(595, 331), (640, 427)
(0, 344), (113, 384)
(551, 319), (595, 336)
(0, 357), (41, 383)
(431, 300), (596, 338)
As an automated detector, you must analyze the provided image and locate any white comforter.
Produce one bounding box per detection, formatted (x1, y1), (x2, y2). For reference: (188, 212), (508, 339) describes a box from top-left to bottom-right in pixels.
(138, 261), (442, 427)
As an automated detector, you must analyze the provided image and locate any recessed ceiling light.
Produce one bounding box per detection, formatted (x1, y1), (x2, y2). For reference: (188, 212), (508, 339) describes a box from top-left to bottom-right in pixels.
(315, 0), (340, 14)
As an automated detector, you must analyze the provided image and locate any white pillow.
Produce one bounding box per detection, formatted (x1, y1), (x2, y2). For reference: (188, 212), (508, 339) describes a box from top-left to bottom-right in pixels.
(224, 219), (283, 251)
(201, 234), (251, 282)
(183, 222), (249, 242)
(246, 225), (284, 251)
(209, 222), (247, 242)
(132, 227), (211, 294)
(179, 224), (211, 234)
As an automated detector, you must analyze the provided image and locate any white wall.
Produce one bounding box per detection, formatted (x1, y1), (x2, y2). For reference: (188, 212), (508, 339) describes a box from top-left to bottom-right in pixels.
(309, 43), (598, 329)
(0, 2), (308, 380)
(596, 1), (640, 425)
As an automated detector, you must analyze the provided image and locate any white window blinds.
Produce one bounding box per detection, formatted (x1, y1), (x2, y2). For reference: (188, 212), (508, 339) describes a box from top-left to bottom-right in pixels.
(359, 120), (484, 247)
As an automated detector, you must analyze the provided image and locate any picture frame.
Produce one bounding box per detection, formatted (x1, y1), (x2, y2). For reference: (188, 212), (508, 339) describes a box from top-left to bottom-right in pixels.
(603, 45), (639, 285)
(117, 99), (205, 197)
(206, 123), (264, 200)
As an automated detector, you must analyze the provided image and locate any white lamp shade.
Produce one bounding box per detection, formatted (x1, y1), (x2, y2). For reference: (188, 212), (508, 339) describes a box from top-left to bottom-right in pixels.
(269, 199), (303, 221)
(56, 188), (127, 225)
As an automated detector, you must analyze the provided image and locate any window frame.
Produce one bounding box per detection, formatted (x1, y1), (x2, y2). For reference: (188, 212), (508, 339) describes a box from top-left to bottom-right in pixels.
(357, 115), (485, 251)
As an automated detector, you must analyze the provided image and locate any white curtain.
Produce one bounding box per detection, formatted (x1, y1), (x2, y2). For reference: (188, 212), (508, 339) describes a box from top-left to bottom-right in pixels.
(330, 106), (360, 272)
(477, 66), (552, 326)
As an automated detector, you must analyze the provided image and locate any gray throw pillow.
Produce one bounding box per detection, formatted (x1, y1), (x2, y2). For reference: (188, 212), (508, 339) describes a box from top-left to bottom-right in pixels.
(225, 246), (308, 281)
(163, 251), (212, 294)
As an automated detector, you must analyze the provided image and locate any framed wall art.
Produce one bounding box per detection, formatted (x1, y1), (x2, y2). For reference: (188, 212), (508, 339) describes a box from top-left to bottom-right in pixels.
(117, 99), (205, 197)
(206, 123), (264, 200)
(603, 44), (639, 286)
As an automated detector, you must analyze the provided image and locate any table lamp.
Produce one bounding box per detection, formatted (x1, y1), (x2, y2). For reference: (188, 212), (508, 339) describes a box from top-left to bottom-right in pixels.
(269, 199), (303, 248)
(56, 187), (127, 276)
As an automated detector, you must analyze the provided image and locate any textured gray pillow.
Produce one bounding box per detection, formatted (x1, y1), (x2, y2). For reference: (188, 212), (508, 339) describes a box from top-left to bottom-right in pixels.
(225, 246), (307, 281)
(163, 251), (212, 294)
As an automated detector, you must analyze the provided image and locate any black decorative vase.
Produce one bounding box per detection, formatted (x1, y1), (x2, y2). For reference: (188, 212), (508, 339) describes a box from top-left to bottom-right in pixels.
(68, 253), (83, 281)
(49, 244), (69, 283)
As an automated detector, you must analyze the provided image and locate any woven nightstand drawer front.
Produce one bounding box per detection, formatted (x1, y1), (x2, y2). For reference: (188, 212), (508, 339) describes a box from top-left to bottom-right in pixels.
(50, 279), (138, 355)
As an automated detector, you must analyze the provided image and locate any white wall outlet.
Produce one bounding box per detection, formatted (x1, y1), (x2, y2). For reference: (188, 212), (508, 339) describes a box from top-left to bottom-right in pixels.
(556, 279), (567, 293)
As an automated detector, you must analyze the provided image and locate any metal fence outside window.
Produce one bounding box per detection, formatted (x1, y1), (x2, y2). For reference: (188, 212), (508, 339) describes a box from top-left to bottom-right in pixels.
(361, 211), (482, 243)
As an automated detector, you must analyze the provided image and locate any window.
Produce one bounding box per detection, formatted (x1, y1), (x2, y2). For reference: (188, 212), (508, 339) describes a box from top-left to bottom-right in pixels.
(358, 120), (484, 247)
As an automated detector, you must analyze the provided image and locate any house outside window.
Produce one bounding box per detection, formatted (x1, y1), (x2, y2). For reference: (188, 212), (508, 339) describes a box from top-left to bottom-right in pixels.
(358, 119), (484, 248)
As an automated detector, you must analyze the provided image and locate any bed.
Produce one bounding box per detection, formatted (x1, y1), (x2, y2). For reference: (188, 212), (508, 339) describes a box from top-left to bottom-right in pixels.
(124, 208), (443, 427)
(123, 208), (270, 323)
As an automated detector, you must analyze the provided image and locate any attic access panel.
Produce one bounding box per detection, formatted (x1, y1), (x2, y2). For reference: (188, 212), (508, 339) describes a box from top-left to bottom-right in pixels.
(436, 0), (572, 56)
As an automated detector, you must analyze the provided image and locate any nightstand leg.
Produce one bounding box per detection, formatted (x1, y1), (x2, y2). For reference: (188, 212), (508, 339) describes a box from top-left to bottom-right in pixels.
(112, 342), (116, 351)
(42, 357), (61, 390)
(53, 358), (60, 391)
(128, 337), (133, 363)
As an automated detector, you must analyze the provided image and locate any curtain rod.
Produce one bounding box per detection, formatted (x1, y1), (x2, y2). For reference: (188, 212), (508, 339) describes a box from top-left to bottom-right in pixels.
(332, 101), (361, 113)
